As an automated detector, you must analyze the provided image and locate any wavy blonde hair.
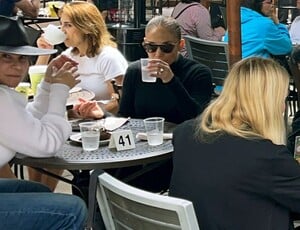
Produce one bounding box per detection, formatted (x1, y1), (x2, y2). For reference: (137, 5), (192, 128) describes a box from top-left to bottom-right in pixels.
(198, 57), (290, 145)
(59, 1), (116, 57)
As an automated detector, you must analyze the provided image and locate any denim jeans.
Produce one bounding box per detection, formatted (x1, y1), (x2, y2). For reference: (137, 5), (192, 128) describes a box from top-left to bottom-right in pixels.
(0, 179), (87, 230)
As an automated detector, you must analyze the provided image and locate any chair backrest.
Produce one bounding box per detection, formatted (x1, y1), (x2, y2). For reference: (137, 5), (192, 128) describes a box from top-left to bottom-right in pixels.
(97, 172), (200, 230)
(184, 35), (229, 87)
(278, 0), (295, 7)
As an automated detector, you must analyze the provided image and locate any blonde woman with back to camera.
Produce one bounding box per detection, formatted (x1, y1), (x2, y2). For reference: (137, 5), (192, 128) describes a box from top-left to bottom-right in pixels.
(169, 57), (300, 230)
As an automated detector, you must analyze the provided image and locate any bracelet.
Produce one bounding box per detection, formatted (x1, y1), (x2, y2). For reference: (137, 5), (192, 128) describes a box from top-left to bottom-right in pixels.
(111, 94), (119, 101)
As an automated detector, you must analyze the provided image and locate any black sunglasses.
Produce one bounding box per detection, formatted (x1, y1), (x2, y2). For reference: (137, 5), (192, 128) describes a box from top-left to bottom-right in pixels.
(142, 42), (177, 53)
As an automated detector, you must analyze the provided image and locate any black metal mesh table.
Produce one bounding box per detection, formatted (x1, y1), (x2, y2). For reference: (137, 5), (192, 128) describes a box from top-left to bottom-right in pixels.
(12, 118), (175, 229)
(13, 119), (174, 170)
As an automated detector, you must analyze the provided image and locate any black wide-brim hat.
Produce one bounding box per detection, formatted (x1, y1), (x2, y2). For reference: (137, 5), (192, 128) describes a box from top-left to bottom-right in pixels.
(0, 16), (57, 56)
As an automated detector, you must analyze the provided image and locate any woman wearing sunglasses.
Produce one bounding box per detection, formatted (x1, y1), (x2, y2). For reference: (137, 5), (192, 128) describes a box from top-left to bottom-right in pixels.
(118, 15), (213, 125)
(114, 15), (213, 193)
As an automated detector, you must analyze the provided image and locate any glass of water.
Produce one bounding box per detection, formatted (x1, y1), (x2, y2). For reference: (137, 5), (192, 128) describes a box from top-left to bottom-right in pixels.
(79, 121), (100, 151)
(143, 117), (165, 146)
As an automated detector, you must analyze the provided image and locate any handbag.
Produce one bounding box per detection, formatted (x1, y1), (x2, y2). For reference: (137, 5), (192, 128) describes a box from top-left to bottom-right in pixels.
(24, 24), (42, 46)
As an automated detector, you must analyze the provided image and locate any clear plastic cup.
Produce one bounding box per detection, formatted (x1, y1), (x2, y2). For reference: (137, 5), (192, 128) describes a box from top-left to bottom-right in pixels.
(143, 117), (165, 146)
(28, 65), (47, 95)
(79, 122), (101, 151)
(140, 58), (157, 83)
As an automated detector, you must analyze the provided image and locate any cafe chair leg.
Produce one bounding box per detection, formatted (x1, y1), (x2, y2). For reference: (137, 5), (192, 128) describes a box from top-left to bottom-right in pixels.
(86, 169), (106, 230)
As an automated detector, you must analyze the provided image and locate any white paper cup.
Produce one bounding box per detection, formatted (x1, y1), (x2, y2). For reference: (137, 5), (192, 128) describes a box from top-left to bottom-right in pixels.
(143, 117), (165, 146)
(28, 65), (47, 95)
(140, 58), (157, 83)
(44, 24), (66, 45)
(79, 122), (100, 151)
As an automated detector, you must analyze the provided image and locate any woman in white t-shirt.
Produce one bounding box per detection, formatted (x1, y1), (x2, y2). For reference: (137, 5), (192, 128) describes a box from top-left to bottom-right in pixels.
(37, 1), (128, 116)
(31, 1), (128, 190)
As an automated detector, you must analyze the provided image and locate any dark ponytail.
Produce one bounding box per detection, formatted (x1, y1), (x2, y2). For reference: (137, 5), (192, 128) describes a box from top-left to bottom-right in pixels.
(240, 0), (265, 16)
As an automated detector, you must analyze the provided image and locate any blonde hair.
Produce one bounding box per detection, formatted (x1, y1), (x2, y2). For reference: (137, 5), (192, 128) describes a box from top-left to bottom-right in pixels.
(59, 1), (116, 57)
(198, 57), (289, 145)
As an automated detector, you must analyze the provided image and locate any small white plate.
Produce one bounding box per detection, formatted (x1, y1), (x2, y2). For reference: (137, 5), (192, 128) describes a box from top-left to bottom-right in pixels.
(69, 86), (82, 94)
(69, 133), (110, 146)
(67, 89), (95, 106)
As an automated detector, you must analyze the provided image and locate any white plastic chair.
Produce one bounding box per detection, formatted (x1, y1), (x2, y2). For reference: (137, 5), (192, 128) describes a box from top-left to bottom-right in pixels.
(96, 171), (200, 230)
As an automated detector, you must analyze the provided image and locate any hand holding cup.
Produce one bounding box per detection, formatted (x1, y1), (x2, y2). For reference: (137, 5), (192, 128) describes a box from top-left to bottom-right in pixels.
(37, 36), (54, 50)
(141, 58), (174, 83)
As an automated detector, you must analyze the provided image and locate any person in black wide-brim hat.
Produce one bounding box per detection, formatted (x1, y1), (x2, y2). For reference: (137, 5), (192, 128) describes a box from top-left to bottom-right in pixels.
(0, 16), (56, 56)
(0, 15), (88, 229)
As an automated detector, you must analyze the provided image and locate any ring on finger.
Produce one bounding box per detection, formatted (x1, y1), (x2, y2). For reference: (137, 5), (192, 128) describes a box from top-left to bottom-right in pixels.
(159, 68), (164, 73)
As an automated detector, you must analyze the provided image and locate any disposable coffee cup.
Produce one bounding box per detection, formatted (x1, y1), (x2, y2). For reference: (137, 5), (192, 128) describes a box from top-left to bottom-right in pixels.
(28, 65), (47, 95)
(44, 24), (66, 45)
(79, 122), (101, 152)
(140, 58), (157, 83)
(143, 117), (165, 146)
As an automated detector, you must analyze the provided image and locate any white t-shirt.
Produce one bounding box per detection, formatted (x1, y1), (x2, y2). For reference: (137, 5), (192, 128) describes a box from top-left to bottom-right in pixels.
(290, 16), (300, 44)
(62, 46), (128, 100)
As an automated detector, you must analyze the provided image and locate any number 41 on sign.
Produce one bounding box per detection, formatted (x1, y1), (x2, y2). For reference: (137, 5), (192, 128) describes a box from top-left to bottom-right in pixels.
(108, 129), (136, 151)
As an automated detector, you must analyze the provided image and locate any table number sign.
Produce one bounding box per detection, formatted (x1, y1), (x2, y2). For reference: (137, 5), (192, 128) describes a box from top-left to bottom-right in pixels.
(108, 129), (136, 151)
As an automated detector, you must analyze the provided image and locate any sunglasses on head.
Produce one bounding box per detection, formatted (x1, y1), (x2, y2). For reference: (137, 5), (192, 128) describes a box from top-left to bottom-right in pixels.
(142, 42), (177, 53)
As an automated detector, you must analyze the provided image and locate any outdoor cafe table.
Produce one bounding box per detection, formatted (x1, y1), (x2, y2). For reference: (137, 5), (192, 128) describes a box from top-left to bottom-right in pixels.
(12, 118), (174, 229)
(12, 118), (175, 196)
(12, 118), (174, 171)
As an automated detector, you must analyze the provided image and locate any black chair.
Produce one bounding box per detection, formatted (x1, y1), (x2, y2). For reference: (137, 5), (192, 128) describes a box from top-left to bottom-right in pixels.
(184, 35), (229, 95)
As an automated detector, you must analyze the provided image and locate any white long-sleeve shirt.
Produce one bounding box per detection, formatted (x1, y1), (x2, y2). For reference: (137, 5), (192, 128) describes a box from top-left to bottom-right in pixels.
(0, 81), (71, 167)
